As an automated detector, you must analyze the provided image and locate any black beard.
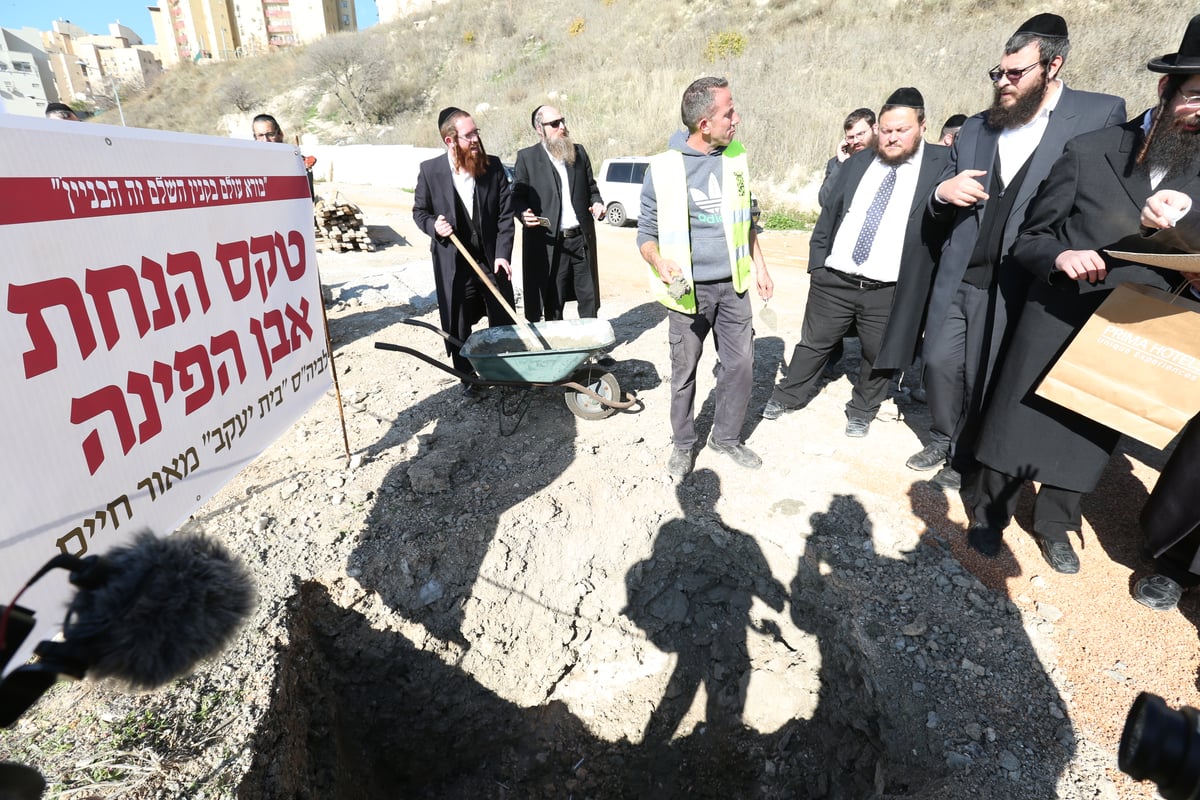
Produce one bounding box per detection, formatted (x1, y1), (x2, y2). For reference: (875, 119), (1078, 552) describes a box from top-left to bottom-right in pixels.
(545, 135), (577, 165)
(985, 76), (1048, 130)
(1142, 117), (1200, 181)
(875, 139), (919, 167)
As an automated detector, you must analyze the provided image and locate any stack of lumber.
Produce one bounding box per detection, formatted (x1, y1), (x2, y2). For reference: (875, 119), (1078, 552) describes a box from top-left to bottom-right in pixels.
(314, 197), (375, 252)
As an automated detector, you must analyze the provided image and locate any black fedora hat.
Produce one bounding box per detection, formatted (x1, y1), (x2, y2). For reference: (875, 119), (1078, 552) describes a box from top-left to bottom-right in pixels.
(1149, 14), (1200, 74)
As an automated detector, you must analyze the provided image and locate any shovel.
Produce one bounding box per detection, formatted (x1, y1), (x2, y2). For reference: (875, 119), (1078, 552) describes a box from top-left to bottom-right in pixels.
(449, 232), (550, 351)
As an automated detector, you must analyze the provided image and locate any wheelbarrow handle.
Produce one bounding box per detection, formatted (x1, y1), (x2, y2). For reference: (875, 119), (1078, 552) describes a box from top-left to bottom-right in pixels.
(400, 317), (466, 349)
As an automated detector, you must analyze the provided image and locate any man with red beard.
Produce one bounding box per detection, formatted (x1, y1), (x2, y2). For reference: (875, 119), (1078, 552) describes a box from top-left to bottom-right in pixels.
(762, 88), (949, 437)
(906, 14), (1125, 492)
(413, 107), (516, 399)
(961, 16), (1200, 573)
(513, 105), (605, 322)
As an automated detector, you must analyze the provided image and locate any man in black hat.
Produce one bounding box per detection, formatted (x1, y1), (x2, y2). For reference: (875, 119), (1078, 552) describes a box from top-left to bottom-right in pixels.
(512, 105), (605, 322)
(412, 107), (516, 399)
(962, 16), (1200, 573)
(762, 88), (950, 437)
(906, 13), (1125, 492)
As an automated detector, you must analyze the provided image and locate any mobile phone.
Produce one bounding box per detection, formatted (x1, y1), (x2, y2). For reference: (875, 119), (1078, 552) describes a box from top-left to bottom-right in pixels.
(536, 216), (551, 228)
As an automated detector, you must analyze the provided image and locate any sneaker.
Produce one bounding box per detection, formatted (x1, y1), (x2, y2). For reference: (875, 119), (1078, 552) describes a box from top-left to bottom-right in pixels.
(668, 447), (693, 478)
(906, 443), (947, 471)
(1133, 574), (1184, 611)
(707, 436), (762, 469)
(844, 417), (870, 438)
(761, 399), (798, 420)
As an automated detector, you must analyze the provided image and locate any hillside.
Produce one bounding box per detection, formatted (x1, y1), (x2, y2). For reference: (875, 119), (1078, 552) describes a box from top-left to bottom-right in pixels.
(118, 0), (1192, 207)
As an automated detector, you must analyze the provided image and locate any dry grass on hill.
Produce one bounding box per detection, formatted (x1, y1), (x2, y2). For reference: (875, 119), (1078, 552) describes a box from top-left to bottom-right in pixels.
(121, 0), (1192, 207)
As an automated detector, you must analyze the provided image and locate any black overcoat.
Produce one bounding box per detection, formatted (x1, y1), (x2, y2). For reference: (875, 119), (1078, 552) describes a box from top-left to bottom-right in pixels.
(512, 142), (602, 321)
(923, 87), (1127, 356)
(975, 118), (1200, 491)
(412, 153), (516, 352)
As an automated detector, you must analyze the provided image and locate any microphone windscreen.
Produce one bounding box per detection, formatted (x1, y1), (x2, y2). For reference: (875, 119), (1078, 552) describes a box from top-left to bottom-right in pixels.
(63, 530), (256, 690)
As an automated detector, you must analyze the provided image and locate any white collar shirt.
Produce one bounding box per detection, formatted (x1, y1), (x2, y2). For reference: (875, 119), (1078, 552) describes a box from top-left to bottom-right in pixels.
(997, 79), (1063, 187)
(543, 143), (581, 229)
(826, 141), (925, 282)
(448, 151), (476, 219)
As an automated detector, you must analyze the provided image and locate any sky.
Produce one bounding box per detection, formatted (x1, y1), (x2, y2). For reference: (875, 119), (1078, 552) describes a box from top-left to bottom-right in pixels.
(0, 0), (378, 40)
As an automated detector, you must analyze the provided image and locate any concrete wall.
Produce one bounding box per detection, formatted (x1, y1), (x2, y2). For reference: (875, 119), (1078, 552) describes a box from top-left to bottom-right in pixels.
(304, 142), (443, 190)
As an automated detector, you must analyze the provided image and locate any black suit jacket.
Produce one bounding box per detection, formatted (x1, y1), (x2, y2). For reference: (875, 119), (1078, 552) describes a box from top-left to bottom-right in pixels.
(812, 141), (951, 370)
(923, 85), (1127, 347)
(412, 153), (515, 342)
(512, 143), (603, 321)
(975, 117), (1200, 491)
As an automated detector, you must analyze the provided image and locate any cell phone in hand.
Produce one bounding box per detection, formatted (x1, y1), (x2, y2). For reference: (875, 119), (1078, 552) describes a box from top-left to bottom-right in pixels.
(536, 216), (551, 228)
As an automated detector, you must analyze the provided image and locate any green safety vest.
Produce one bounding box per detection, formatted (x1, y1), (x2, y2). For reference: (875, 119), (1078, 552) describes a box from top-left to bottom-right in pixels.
(647, 141), (753, 313)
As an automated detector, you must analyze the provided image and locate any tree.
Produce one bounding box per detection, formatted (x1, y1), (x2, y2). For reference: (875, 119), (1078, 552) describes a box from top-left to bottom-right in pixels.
(302, 32), (391, 133)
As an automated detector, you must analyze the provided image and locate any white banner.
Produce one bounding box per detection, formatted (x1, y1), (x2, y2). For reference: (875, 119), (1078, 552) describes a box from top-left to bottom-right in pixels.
(0, 116), (331, 673)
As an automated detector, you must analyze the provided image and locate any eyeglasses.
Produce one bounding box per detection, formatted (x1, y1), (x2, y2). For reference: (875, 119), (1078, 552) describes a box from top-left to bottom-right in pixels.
(456, 129), (482, 141)
(1176, 90), (1200, 107)
(541, 118), (567, 129)
(988, 63), (1039, 84)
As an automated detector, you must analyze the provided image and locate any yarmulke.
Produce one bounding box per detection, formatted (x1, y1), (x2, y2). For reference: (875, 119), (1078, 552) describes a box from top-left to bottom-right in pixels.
(438, 106), (464, 128)
(885, 87), (924, 109)
(1015, 13), (1068, 38)
(530, 105), (545, 130)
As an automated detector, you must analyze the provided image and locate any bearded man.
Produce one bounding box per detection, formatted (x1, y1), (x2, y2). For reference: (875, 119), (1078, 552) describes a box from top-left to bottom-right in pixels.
(904, 14), (1125, 492)
(961, 16), (1200, 574)
(413, 107), (515, 398)
(762, 88), (949, 437)
(512, 105), (605, 322)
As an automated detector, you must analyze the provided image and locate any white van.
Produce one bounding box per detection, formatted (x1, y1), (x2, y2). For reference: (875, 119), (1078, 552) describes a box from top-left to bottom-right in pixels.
(597, 157), (650, 227)
(597, 155), (762, 230)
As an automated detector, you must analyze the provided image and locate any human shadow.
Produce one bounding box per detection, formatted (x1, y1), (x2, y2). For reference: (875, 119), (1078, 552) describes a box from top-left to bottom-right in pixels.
(623, 469), (787, 755)
(349, 317), (581, 652)
(783, 491), (1077, 796)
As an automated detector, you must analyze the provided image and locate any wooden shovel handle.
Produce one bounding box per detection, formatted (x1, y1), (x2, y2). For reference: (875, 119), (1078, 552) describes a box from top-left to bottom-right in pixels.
(448, 233), (546, 349)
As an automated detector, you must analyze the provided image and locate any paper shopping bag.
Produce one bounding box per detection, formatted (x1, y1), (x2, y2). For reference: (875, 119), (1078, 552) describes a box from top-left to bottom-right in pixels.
(1035, 283), (1200, 449)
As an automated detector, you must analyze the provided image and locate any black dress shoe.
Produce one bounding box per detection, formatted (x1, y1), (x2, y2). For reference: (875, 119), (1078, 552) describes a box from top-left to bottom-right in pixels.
(929, 466), (961, 491)
(1037, 538), (1080, 574)
(762, 399), (798, 420)
(967, 524), (1002, 557)
(1133, 574), (1184, 611)
(906, 443), (947, 471)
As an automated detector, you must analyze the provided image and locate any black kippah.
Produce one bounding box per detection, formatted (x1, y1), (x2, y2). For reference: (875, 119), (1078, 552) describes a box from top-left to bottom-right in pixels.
(1015, 13), (1068, 38)
(884, 87), (924, 109)
(437, 106), (464, 128)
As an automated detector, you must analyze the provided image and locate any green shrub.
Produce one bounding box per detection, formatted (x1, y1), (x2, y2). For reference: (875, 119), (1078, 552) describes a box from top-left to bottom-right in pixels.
(762, 209), (818, 231)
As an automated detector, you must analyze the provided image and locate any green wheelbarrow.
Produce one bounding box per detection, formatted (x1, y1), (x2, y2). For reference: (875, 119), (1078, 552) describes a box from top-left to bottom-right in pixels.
(375, 318), (640, 429)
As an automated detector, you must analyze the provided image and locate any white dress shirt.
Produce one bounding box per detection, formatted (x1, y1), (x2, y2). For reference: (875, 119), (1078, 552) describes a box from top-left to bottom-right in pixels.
(826, 141), (926, 282)
(997, 79), (1063, 187)
(448, 151), (475, 219)
(543, 143), (581, 230)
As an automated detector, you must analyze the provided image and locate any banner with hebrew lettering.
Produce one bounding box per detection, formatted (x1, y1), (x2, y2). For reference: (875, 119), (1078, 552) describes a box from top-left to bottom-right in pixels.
(0, 116), (331, 673)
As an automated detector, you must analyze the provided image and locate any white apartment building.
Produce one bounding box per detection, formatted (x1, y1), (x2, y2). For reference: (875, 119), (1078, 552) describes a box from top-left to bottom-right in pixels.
(0, 27), (59, 116)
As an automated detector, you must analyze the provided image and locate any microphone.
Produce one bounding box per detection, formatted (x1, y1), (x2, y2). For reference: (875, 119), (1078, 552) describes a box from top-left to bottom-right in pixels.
(59, 529), (257, 690)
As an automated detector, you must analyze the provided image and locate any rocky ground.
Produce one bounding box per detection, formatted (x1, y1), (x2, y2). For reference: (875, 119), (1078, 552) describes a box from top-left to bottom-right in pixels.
(3, 184), (1198, 799)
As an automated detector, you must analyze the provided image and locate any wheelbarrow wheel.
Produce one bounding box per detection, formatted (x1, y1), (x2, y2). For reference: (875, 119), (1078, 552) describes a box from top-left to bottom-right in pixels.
(565, 369), (620, 421)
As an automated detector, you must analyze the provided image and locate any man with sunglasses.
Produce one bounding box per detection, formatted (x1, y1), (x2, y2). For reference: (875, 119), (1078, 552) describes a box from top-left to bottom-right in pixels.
(413, 107), (516, 399)
(963, 16), (1200, 574)
(513, 105), (605, 322)
(907, 14), (1125, 493)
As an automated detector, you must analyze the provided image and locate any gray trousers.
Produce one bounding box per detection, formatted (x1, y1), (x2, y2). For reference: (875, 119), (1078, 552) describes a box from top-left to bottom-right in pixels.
(668, 279), (753, 450)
